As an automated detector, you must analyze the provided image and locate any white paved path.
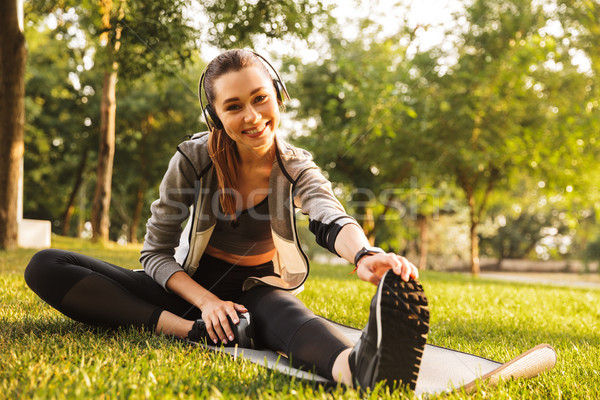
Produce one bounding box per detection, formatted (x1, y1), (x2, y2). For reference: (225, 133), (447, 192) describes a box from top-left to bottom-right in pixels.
(477, 272), (600, 289)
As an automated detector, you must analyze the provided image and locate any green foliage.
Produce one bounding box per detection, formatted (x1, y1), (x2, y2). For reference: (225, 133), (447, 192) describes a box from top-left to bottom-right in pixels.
(2, 236), (599, 398)
(27, 0), (198, 77)
(20, 0), (600, 258)
(290, 0), (600, 265)
(479, 178), (574, 260)
(287, 16), (439, 247)
(202, 0), (330, 48)
(585, 236), (600, 264)
(22, 0), (332, 242)
(433, 0), (600, 257)
(420, 0), (593, 221)
(23, 23), (100, 227)
(109, 0), (197, 78)
(109, 60), (203, 241)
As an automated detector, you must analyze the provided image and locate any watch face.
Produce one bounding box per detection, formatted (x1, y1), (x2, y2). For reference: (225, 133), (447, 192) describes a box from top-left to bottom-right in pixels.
(365, 246), (385, 254)
(355, 246), (385, 266)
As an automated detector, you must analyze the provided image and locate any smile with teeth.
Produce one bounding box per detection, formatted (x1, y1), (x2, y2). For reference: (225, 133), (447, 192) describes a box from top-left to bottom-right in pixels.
(243, 122), (268, 135)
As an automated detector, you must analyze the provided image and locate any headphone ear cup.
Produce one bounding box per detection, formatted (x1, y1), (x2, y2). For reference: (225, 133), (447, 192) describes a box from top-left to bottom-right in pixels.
(273, 79), (286, 104)
(204, 104), (223, 130)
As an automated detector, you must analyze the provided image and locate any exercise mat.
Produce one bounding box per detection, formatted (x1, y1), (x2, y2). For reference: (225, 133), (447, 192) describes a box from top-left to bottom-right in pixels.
(196, 320), (556, 395)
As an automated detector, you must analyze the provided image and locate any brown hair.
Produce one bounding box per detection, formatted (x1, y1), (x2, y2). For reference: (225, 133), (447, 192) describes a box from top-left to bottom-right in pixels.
(203, 49), (271, 218)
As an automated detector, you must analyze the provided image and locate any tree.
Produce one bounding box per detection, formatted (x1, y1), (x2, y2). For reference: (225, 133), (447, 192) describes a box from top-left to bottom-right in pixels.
(110, 62), (201, 243)
(288, 9), (448, 262)
(291, 0), (600, 274)
(88, 0), (330, 243)
(22, 0), (330, 243)
(414, 0), (600, 274)
(26, 0), (330, 243)
(0, 0), (27, 250)
(23, 22), (100, 235)
(88, 0), (198, 243)
(202, 0), (329, 48)
(479, 177), (573, 262)
(25, 0), (198, 243)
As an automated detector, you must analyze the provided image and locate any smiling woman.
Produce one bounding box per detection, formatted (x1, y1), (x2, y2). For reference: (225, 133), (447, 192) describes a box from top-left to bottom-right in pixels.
(24, 49), (429, 393)
(200, 51), (288, 219)
(215, 72), (279, 145)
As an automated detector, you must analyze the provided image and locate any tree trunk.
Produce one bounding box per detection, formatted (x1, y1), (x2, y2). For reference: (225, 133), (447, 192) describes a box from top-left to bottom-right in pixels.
(62, 150), (88, 236)
(91, 69), (117, 243)
(129, 115), (152, 244)
(467, 192), (481, 276)
(417, 213), (428, 270)
(77, 178), (86, 237)
(129, 178), (147, 244)
(357, 206), (376, 246)
(470, 220), (480, 275)
(0, 0), (27, 250)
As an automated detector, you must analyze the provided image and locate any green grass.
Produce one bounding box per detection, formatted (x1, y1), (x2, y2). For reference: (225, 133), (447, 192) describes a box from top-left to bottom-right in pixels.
(1, 235), (599, 399)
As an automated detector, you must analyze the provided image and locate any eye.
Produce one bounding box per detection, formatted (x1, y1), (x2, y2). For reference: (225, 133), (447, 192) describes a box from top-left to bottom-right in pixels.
(254, 95), (267, 103)
(226, 104), (241, 111)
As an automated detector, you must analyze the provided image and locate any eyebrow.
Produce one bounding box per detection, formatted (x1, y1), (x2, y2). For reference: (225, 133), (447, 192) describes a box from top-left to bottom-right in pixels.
(221, 87), (266, 106)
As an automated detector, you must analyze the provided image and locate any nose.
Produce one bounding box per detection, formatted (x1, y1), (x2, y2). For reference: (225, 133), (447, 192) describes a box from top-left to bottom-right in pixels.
(243, 106), (261, 123)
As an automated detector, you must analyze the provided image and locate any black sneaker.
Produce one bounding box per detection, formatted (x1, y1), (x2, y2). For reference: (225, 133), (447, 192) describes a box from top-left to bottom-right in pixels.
(349, 270), (429, 391)
(187, 311), (256, 348)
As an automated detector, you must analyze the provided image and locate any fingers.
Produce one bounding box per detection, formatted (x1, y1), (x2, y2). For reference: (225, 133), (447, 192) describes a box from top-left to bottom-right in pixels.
(389, 254), (418, 281)
(206, 313), (234, 344)
(233, 303), (248, 314)
(203, 317), (219, 344)
(409, 262), (419, 279)
(357, 252), (419, 284)
(357, 266), (381, 286)
(203, 301), (242, 344)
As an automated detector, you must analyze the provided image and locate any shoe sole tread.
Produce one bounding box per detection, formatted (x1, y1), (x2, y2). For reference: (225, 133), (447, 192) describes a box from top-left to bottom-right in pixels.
(374, 272), (429, 391)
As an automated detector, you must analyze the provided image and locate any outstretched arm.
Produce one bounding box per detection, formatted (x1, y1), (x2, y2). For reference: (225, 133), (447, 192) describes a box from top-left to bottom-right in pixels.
(334, 223), (419, 285)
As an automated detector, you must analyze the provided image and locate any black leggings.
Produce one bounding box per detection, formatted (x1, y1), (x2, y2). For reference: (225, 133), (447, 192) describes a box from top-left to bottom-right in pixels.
(24, 249), (352, 379)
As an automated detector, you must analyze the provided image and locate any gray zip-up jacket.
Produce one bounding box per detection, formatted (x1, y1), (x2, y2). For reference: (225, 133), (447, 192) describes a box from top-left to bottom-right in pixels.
(140, 132), (359, 293)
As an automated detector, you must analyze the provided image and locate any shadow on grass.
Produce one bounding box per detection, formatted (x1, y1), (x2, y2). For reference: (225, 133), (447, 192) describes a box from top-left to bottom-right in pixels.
(2, 317), (154, 344)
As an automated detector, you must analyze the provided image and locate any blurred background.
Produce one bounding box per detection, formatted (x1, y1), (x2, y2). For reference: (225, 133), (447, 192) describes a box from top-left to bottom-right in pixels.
(2, 0), (599, 275)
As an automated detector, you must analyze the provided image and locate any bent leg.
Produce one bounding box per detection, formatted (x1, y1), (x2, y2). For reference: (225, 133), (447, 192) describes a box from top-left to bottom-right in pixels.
(24, 249), (201, 330)
(238, 286), (353, 380)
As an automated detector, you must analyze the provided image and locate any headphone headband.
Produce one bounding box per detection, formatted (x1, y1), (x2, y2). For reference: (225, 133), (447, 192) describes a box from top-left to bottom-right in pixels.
(198, 50), (290, 130)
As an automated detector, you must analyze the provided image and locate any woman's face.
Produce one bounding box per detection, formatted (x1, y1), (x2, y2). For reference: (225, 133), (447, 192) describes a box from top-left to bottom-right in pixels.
(212, 65), (280, 154)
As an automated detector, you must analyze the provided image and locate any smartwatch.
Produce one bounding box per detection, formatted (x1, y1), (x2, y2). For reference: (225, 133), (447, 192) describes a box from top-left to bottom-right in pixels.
(354, 246), (385, 267)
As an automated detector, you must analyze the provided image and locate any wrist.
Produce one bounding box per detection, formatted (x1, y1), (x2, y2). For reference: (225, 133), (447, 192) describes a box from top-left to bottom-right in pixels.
(195, 290), (218, 311)
(353, 246), (385, 269)
(355, 255), (371, 270)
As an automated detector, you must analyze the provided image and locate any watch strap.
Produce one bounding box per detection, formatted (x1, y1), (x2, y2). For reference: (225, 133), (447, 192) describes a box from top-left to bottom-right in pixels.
(353, 246), (385, 267)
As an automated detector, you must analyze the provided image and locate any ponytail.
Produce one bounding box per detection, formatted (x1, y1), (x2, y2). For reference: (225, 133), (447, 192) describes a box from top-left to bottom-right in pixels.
(208, 128), (240, 218)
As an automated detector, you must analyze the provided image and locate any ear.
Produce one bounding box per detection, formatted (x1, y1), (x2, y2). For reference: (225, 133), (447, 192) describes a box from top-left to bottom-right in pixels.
(273, 79), (288, 104)
(204, 104), (224, 130)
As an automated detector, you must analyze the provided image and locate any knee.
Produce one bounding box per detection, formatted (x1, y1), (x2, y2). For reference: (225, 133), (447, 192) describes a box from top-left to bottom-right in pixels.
(24, 249), (69, 291)
(244, 286), (316, 323)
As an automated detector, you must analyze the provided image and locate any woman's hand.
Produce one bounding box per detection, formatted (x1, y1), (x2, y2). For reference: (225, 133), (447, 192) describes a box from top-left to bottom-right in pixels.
(355, 252), (419, 286)
(200, 296), (248, 344)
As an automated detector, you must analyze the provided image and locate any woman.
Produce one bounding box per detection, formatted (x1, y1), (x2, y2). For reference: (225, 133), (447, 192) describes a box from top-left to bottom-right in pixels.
(25, 49), (429, 390)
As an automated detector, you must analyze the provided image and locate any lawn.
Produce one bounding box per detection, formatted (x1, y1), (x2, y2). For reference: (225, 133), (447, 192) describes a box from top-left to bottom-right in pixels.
(1, 236), (598, 399)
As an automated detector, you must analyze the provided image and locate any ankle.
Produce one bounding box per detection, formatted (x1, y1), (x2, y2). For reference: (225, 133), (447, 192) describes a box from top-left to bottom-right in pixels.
(331, 348), (353, 385)
(156, 311), (194, 338)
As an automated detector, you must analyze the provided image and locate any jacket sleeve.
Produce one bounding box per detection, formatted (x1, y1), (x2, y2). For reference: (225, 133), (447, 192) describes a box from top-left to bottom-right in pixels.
(140, 150), (197, 289)
(293, 165), (360, 256)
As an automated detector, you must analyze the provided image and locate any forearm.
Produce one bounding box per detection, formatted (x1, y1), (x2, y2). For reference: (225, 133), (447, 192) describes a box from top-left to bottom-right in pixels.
(165, 271), (218, 310)
(333, 223), (371, 264)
